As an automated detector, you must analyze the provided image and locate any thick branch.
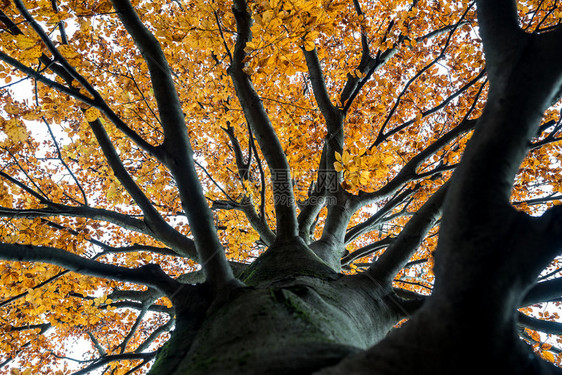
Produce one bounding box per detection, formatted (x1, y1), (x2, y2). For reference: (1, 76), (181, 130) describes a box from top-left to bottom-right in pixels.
(522, 278), (562, 307)
(518, 312), (562, 335)
(229, 0), (298, 240)
(110, 0), (184, 140)
(238, 198), (276, 245)
(222, 124), (251, 181)
(475, 0), (521, 71)
(297, 143), (329, 242)
(435, 11), (562, 294)
(41, 216), (189, 262)
(341, 236), (394, 266)
(111, 0), (236, 290)
(212, 198), (275, 246)
(302, 47), (343, 131)
(0, 205), (145, 234)
(0, 243), (182, 296)
(369, 183), (447, 284)
(302, 48), (345, 243)
(87, 118), (197, 259)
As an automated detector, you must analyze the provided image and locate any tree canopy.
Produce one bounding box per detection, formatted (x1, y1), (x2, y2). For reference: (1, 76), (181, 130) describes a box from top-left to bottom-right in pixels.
(0, 0), (561, 373)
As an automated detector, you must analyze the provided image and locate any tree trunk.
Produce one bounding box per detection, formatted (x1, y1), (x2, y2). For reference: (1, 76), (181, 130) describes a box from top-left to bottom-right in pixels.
(148, 239), (404, 374)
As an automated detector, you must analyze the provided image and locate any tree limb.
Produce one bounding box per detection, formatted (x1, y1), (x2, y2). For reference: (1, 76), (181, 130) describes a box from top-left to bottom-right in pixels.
(475, 0), (521, 72)
(229, 0), (298, 240)
(369, 182), (447, 284)
(111, 0), (236, 292)
(302, 47), (343, 130)
(10, 0), (161, 158)
(518, 312), (562, 335)
(134, 318), (174, 353)
(345, 187), (416, 244)
(0, 242), (183, 296)
(341, 236), (394, 266)
(355, 117), (476, 208)
(521, 278), (562, 307)
(70, 352), (156, 375)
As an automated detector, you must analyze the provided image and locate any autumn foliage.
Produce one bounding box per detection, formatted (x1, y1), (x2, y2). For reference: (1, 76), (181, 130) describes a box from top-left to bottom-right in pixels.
(0, 0), (560, 373)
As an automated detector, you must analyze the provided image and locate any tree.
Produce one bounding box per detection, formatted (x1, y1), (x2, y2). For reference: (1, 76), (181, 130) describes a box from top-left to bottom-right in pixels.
(0, 0), (561, 373)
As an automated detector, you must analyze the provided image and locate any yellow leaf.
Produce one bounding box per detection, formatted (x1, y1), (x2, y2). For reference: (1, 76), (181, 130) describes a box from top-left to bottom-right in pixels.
(84, 107), (100, 122)
(543, 351), (554, 362)
(384, 155), (395, 164)
(22, 44), (42, 59)
(96, 1), (113, 13)
(303, 40), (315, 51)
(3, 118), (28, 142)
(307, 30), (320, 40)
(15, 35), (35, 49)
(333, 161), (343, 172)
(58, 45), (80, 60)
(526, 329), (541, 342)
(22, 111), (43, 121)
(3, 103), (20, 115)
(49, 11), (70, 23)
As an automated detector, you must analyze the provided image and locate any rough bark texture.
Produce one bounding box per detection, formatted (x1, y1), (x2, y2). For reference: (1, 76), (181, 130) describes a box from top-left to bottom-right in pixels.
(149, 239), (405, 374)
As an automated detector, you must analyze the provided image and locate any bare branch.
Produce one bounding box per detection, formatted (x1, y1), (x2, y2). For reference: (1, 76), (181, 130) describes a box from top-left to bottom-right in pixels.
(356, 117), (476, 208)
(0, 51), (95, 104)
(87, 332), (107, 356)
(341, 236), (394, 266)
(230, 0), (298, 240)
(373, 71), (486, 147)
(119, 304), (151, 353)
(345, 187), (416, 244)
(369, 182), (447, 284)
(518, 312), (562, 335)
(302, 47), (343, 128)
(40, 116), (88, 205)
(70, 352), (156, 375)
(10, 0), (160, 158)
(372, 15), (472, 145)
(522, 278), (562, 306)
(134, 318), (173, 353)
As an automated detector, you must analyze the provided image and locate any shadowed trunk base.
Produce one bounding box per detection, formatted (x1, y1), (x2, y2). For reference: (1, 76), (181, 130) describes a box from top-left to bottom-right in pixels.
(149, 241), (403, 375)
